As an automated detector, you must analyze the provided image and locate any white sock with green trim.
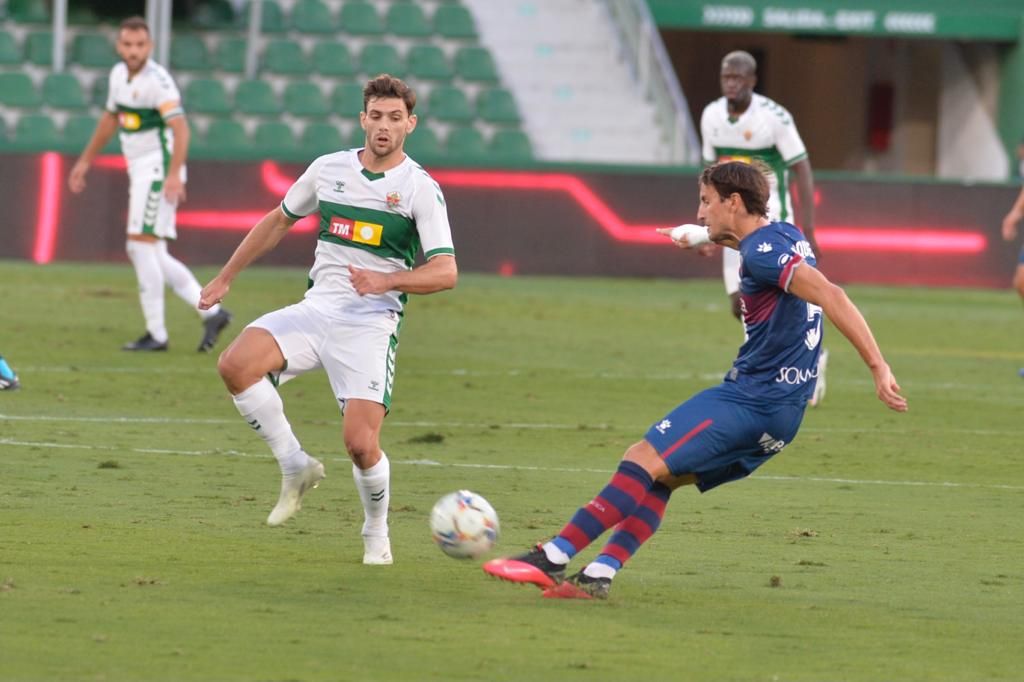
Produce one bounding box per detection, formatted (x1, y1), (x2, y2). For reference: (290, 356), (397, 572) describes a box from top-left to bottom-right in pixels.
(233, 378), (309, 475)
(126, 239), (167, 343)
(353, 453), (390, 537)
(155, 240), (220, 317)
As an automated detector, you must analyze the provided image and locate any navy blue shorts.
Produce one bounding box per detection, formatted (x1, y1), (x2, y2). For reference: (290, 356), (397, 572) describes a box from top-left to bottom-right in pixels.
(644, 382), (806, 492)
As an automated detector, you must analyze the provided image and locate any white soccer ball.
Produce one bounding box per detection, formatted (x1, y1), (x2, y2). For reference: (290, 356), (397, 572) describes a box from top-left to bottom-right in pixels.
(429, 490), (500, 559)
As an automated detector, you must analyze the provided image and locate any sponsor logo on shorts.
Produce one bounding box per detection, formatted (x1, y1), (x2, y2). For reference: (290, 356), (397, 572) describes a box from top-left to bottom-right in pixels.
(655, 419), (672, 434)
(329, 216), (384, 246)
(758, 432), (786, 454)
(775, 365), (819, 385)
(368, 380), (380, 392)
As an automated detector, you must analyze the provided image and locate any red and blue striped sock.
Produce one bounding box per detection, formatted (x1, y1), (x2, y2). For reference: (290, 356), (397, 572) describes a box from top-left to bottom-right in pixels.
(593, 481), (672, 570)
(550, 461), (654, 559)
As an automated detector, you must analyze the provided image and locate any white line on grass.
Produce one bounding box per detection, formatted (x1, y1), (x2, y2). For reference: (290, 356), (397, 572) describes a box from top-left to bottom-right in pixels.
(2, 412), (1020, 436)
(3, 436), (1023, 492)
(16, 365), (1020, 392)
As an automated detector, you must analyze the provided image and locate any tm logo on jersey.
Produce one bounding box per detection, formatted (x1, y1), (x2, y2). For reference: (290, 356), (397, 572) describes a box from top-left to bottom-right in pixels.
(329, 216), (383, 246)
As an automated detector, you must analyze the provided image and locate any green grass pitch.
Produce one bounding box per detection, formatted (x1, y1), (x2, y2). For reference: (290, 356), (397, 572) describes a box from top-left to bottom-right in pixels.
(1, 261), (1022, 681)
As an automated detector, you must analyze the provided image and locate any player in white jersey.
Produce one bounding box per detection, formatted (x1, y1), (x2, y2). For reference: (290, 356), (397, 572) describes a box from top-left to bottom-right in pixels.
(199, 75), (457, 565)
(699, 50), (828, 406)
(68, 16), (231, 353)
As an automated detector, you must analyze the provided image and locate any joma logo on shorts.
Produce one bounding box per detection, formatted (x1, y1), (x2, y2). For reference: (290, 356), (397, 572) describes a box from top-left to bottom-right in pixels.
(775, 366), (818, 385)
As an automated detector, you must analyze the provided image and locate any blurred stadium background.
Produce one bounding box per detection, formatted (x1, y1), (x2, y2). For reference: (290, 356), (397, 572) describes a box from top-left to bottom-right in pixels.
(0, 0), (1022, 286)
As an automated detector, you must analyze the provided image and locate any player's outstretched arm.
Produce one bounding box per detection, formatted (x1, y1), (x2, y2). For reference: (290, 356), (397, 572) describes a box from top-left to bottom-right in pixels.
(348, 254), (457, 297)
(68, 111), (118, 193)
(199, 207), (297, 309)
(788, 263), (907, 412)
(1001, 186), (1024, 241)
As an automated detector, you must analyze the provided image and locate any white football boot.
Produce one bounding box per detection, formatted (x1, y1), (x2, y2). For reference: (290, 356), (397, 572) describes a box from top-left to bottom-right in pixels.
(362, 535), (393, 565)
(267, 457), (325, 526)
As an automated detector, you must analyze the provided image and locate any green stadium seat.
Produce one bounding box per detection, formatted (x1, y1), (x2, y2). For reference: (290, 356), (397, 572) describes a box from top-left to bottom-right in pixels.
(0, 30), (21, 64)
(72, 33), (116, 68)
(284, 82), (329, 117)
(234, 80), (281, 115)
(253, 121), (297, 156)
(63, 114), (98, 149)
(407, 45), (453, 81)
(202, 119), (249, 156)
(291, 0), (336, 33)
(15, 114), (60, 150)
(348, 125), (367, 149)
(193, 0), (236, 29)
(445, 126), (487, 159)
(427, 85), (473, 123)
(311, 41), (356, 77)
(455, 46), (499, 82)
(8, 0), (49, 23)
(341, 1), (384, 35)
(403, 124), (442, 160)
(386, 3), (431, 37)
(236, 0), (288, 33)
(66, 4), (98, 25)
(433, 5), (477, 39)
(332, 82), (365, 116)
(215, 37), (247, 73)
(0, 72), (41, 108)
(184, 78), (232, 115)
(0, 118), (8, 147)
(42, 72), (88, 110)
(489, 129), (533, 161)
(170, 34), (212, 72)
(476, 88), (521, 124)
(360, 43), (404, 77)
(24, 30), (53, 66)
(299, 122), (343, 155)
(91, 76), (110, 108)
(263, 39), (309, 74)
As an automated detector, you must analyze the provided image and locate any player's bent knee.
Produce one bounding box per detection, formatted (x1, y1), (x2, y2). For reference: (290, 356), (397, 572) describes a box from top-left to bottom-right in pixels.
(622, 440), (670, 480)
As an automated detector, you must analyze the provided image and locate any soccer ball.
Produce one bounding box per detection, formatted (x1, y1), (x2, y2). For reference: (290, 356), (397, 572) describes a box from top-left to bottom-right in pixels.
(429, 490), (500, 559)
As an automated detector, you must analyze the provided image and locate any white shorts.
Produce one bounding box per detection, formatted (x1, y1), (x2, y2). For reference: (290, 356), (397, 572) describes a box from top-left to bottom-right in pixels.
(249, 299), (401, 413)
(722, 246), (742, 296)
(127, 156), (185, 239)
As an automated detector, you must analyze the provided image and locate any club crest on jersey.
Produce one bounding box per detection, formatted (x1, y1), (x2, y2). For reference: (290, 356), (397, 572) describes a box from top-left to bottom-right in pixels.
(329, 215), (383, 246)
(386, 191), (401, 209)
(743, 130), (753, 140)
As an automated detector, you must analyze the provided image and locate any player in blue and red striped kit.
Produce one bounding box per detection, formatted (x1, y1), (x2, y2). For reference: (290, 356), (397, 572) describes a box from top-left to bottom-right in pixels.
(484, 161), (908, 599)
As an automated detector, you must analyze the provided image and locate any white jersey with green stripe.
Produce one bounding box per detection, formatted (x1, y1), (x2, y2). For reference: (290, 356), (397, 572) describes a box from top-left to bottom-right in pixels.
(282, 149), (455, 317)
(700, 93), (808, 222)
(105, 59), (183, 169)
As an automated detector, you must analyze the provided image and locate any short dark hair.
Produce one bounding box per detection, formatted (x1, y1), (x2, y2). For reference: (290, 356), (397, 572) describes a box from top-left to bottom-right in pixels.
(362, 74), (416, 114)
(700, 162), (770, 218)
(119, 16), (149, 34)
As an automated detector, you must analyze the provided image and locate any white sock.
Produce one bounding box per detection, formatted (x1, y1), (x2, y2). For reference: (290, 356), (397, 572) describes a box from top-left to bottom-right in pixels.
(542, 542), (571, 565)
(155, 240), (220, 317)
(583, 562), (618, 580)
(125, 240), (167, 342)
(232, 379), (308, 475)
(352, 452), (390, 537)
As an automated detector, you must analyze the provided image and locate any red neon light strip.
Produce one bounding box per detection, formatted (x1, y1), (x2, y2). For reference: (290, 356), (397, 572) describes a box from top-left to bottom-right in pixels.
(30, 156), (990, 259)
(32, 152), (63, 264)
(818, 228), (986, 254)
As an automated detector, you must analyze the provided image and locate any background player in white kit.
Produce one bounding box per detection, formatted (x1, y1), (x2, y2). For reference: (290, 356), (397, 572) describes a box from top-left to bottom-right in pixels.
(199, 75), (457, 566)
(700, 50), (827, 406)
(68, 16), (231, 353)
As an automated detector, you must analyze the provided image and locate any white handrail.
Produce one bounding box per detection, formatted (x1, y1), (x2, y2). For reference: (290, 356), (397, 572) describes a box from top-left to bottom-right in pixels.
(602, 0), (700, 164)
